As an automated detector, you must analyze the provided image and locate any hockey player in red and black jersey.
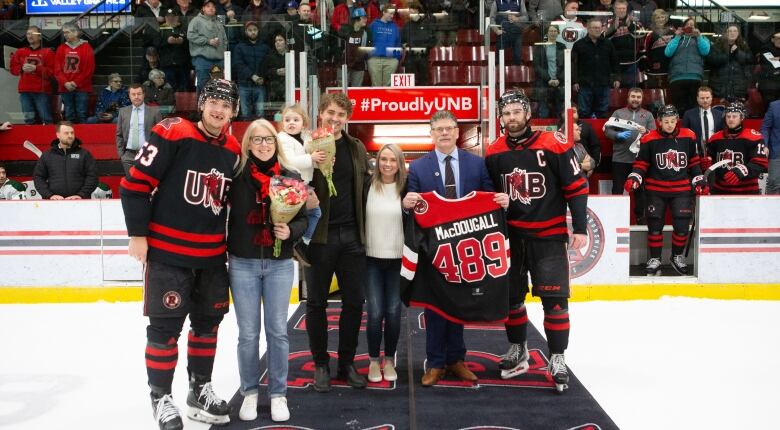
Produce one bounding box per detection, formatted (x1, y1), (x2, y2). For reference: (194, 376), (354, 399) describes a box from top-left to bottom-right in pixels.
(484, 90), (589, 393)
(120, 79), (241, 430)
(625, 104), (706, 277)
(704, 102), (769, 195)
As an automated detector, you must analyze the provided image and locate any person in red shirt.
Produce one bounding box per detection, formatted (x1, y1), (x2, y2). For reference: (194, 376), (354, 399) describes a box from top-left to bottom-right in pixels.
(54, 23), (95, 124)
(9, 25), (55, 124)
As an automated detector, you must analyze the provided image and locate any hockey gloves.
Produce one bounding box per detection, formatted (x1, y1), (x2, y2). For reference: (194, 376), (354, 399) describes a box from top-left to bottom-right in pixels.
(624, 173), (642, 194)
(700, 156), (713, 171)
(616, 130), (632, 142)
(723, 164), (749, 185)
(692, 175), (710, 195)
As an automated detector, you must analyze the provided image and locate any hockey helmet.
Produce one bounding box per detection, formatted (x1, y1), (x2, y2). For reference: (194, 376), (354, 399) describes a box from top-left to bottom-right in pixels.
(724, 101), (746, 119)
(199, 78), (239, 117)
(351, 7), (367, 19)
(657, 104), (679, 119)
(498, 90), (531, 115)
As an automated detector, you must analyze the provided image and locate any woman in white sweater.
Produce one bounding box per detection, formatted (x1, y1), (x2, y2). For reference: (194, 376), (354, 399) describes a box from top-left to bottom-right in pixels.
(363, 143), (407, 383)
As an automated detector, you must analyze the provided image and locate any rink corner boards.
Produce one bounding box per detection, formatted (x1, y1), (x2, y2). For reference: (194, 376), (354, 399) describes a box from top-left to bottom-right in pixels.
(2, 283), (780, 305)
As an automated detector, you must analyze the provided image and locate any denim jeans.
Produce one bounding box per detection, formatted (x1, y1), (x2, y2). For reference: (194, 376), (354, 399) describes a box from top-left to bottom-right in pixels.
(303, 206), (321, 242)
(229, 255), (294, 397)
(365, 257), (402, 359)
(192, 56), (223, 92)
(238, 84), (266, 120)
(19, 92), (53, 124)
(60, 91), (88, 123)
(577, 85), (610, 119)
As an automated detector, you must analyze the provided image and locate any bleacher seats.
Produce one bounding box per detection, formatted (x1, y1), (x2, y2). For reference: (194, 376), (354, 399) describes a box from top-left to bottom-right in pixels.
(457, 29), (482, 46)
(608, 88), (630, 110)
(429, 46), (456, 66)
(642, 88), (666, 108)
(174, 92), (198, 114)
(454, 46), (487, 65)
(460, 65), (484, 86)
(431, 66), (461, 86)
(504, 65), (534, 87)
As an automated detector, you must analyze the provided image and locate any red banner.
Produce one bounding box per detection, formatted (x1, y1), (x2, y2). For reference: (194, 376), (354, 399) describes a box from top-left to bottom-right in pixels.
(326, 86), (481, 123)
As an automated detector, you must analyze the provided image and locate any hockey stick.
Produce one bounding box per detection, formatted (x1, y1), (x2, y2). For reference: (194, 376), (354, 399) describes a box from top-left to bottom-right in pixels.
(684, 159), (732, 257)
(23, 140), (42, 159)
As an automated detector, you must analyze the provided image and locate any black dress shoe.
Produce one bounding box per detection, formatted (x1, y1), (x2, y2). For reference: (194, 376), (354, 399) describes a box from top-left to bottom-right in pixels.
(313, 366), (331, 392)
(338, 364), (367, 389)
(293, 241), (311, 267)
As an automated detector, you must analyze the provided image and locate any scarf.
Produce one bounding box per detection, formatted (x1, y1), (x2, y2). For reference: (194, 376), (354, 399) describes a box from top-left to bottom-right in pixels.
(248, 154), (281, 247)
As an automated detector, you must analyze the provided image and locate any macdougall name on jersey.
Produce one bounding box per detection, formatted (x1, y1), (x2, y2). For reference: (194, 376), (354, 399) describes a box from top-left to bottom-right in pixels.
(184, 168), (232, 215)
(655, 149), (687, 172)
(434, 214), (499, 241)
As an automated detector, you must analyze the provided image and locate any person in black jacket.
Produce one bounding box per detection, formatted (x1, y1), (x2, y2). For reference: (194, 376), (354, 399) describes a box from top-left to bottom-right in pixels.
(572, 18), (620, 118)
(533, 25), (566, 119)
(265, 33), (289, 110)
(228, 118), (306, 423)
(401, 2), (435, 86)
(32, 121), (97, 200)
(154, 10), (192, 91)
(233, 21), (270, 120)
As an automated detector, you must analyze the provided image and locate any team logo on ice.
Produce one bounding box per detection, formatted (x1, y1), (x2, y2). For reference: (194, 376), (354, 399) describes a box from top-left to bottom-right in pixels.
(567, 208), (604, 278)
(184, 168), (231, 215)
(655, 149), (687, 172)
(503, 168), (546, 205)
(162, 291), (182, 309)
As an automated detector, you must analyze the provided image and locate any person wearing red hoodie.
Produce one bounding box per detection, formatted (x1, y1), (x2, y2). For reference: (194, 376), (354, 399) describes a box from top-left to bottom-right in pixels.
(10, 25), (55, 124)
(54, 23), (95, 124)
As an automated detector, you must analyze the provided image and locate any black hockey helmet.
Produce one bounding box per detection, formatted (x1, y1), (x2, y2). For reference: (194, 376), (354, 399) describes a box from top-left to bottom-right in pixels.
(724, 101), (746, 119)
(657, 104), (679, 119)
(199, 78), (240, 117)
(498, 89), (531, 115)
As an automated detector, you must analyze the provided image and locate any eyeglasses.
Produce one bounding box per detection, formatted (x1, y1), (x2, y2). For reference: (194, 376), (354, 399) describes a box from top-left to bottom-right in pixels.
(250, 136), (277, 145)
(432, 125), (456, 134)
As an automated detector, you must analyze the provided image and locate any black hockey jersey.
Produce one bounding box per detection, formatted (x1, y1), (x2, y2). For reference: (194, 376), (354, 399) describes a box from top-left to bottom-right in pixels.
(485, 131), (589, 241)
(706, 128), (768, 195)
(400, 191), (510, 324)
(632, 128), (702, 197)
(120, 117), (241, 269)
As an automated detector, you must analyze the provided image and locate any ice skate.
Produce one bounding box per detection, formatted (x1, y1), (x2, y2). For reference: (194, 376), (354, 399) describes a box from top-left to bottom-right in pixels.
(186, 377), (230, 425)
(671, 254), (688, 275)
(499, 342), (529, 379)
(150, 392), (183, 430)
(645, 257), (661, 276)
(548, 353), (569, 393)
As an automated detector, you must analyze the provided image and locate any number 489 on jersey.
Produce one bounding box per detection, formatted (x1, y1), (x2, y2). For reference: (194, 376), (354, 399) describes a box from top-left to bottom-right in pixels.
(432, 232), (510, 283)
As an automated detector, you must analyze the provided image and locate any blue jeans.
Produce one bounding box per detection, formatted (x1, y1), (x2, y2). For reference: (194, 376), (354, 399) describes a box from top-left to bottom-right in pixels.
(60, 91), (88, 123)
(365, 257), (402, 359)
(238, 84), (266, 120)
(303, 206), (321, 242)
(425, 309), (465, 369)
(192, 56), (224, 93)
(577, 85), (610, 119)
(19, 92), (53, 124)
(229, 255), (294, 397)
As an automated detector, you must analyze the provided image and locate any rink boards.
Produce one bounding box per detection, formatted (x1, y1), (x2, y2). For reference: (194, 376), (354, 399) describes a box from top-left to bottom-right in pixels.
(0, 196), (779, 302)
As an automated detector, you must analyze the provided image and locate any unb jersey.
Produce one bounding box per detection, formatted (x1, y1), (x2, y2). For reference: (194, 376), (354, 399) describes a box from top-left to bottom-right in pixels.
(400, 191), (511, 324)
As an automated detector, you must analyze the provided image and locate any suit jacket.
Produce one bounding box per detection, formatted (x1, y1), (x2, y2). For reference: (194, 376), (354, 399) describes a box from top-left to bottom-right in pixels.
(682, 107), (724, 155)
(115, 103), (161, 158)
(407, 148), (495, 195)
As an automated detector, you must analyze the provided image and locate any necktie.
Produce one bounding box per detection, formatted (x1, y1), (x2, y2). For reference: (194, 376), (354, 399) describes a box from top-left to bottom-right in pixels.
(129, 108), (140, 150)
(702, 110), (710, 147)
(444, 155), (457, 199)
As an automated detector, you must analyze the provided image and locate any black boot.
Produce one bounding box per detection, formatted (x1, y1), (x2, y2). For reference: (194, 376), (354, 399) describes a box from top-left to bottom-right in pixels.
(150, 391), (183, 430)
(338, 364), (367, 389)
(313, 365), (331, 392)
(186, 375), (230, 424)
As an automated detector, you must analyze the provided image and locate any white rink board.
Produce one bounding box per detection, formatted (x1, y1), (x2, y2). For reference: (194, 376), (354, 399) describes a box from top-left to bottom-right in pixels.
(696, 196), (780, 284)
(570, 196), (630, 285)
(100, 201), (142, 281)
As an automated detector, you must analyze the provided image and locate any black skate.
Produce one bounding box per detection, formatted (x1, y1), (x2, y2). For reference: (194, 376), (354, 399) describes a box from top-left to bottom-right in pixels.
(670, 254), (688, 275)
(499, 342), (529, 379)
(645, 257), (661, 276)
(186, 377), (230, 425)
(548, 353), (569, 394)
(150, 392), (183, 430)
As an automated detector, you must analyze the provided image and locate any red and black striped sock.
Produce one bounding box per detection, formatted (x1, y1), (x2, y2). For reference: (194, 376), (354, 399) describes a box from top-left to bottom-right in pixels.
(648, 232), (663, 259)
(671, 232), (688, 256)
(146, 338), (178, 392)
(187, 330), (217, 378)
(543, 301), (570, 354)
(505, 304), (528, 344)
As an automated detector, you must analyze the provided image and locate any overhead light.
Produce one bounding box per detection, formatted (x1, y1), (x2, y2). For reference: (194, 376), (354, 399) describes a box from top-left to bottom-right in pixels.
(669, 15), (689, 20)
(748, 11), (770, 21)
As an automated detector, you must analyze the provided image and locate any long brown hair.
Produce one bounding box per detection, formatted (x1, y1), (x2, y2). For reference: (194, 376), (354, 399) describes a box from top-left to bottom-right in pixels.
(716, 24), (749, 52)
(371, 144), (406, 196)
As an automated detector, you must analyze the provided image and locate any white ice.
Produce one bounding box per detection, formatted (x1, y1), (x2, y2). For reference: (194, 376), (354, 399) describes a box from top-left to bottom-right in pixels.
(1, 298), (778, 429)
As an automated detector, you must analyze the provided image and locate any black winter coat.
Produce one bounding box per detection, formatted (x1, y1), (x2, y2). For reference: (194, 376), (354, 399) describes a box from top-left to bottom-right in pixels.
(708, 43), (753, 99)
(33, 138), (98, 199)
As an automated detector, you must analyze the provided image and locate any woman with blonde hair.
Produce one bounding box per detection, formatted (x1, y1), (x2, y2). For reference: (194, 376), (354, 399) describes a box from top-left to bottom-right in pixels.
(228, 119), (308, 423)
(362, 143), (407, 383)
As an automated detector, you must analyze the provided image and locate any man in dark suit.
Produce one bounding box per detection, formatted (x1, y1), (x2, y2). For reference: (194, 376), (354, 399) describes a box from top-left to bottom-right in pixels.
(682, 86), (724, 155)
(116, 84), (161, 175)
(402, 110), (508, 387)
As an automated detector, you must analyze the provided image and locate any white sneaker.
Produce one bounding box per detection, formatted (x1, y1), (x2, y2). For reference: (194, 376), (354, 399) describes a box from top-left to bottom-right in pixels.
(270, 397), (290, 422)
(367, 359), (382, 383)
(383, 358), (397, 382)
(238, 392), (258, 421)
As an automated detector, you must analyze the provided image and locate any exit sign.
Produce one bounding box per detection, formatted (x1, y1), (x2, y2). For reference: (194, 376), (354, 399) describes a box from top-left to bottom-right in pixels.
(391, 73), (415, 87)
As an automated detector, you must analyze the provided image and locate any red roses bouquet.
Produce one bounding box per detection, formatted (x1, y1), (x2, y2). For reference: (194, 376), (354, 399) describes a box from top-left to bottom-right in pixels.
(306, 127), (337, 196)
(269, 176), (309, 257)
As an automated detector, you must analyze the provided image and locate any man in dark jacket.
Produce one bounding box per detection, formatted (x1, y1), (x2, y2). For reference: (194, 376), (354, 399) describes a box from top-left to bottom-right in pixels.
(154, 9), (191, 91)
(233, 21), (269, 120)
(605, 0), (642, 88)
(33, 121), (97, 200)
(401, 2), (435, 86)
(572, 18), (620, 118)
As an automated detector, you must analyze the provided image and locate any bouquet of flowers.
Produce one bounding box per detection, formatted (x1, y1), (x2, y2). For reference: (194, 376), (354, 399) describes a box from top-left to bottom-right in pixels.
(305, 127), (337, 196)
(269, 176), (309, 257)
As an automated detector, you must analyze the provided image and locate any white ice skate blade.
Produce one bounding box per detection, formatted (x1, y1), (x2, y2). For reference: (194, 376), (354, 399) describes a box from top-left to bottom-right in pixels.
(187, 406), (230, 425)
(500, 362), (530, 379)
(555, 383), (569, 393)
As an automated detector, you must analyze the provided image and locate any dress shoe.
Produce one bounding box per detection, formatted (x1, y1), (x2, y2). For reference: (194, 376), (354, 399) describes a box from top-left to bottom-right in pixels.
(313, 366), (331, 392)
(421, 368), (445, 386)
(446, 361), (478, 382)
(338, 364), (367, 389)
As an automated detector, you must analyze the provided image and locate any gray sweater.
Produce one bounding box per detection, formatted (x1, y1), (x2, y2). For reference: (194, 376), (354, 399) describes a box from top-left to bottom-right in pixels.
(186, 13), (227, 60)
(604, 107), (656, 163)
